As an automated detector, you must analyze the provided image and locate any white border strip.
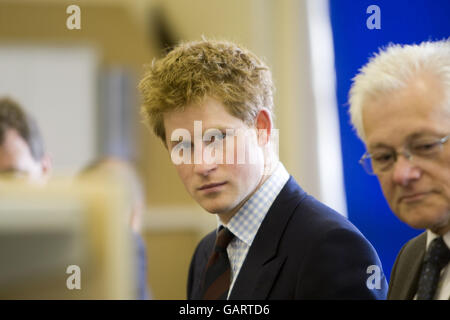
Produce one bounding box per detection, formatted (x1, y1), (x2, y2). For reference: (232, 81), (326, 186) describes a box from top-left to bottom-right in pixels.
(306, 0), (348, 217)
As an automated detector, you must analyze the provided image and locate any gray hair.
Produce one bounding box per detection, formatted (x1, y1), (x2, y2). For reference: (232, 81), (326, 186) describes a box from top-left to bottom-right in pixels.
(349, 39), (450, 142)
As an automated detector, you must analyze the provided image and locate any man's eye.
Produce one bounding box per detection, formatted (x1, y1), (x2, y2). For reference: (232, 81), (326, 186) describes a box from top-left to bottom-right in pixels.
(173, 141), (193, 150)
(411, 141), (439, 154)
(372, 153), (394, 164)
(216, 132), (227, 141)
(208, 133), (227, 144)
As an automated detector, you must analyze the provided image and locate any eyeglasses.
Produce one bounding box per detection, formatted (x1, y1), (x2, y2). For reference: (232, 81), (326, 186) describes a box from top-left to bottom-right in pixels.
(359, 134), (450, 175)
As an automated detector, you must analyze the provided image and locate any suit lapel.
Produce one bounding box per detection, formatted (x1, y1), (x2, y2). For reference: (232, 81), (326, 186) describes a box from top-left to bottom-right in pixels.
(229, 177), (306, 299)
(401, 234), (426, 299)
(403, 248), (425, 299)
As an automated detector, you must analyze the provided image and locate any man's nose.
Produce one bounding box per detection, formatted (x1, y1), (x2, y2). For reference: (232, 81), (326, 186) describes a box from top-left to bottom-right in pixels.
(391, 155), (421, 186)
(193, 144), (219, 176)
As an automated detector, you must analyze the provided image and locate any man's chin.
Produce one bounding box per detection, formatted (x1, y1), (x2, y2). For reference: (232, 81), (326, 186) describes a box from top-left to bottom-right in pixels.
(402, 219), (430, 230)
(197, 200), (239, 221)
(203, 205), (232, 215)
(196, 199), (230, 214)
(398, 209), (447, 231)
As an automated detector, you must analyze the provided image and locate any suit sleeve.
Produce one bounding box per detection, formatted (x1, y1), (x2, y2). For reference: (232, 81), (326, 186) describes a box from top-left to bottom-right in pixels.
(297, 227), (388, 299)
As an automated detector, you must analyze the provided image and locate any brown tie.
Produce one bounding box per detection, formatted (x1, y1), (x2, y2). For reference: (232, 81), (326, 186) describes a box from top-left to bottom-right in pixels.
(202, 227), (235, 300)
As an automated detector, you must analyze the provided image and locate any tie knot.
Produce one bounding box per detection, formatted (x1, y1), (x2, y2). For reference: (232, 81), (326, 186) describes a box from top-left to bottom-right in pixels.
(215, 227), (234, 252)
(425, 236), (450, 270)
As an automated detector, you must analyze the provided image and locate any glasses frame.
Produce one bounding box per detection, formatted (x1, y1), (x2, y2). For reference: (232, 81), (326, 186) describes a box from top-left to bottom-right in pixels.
(359, 134), (450, 175)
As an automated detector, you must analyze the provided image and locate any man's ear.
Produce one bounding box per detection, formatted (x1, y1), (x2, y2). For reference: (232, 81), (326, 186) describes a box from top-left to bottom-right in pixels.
(255, 108), (272, 146)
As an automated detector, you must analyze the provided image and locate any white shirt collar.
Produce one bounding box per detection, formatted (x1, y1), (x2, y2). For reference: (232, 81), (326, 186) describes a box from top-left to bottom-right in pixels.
(426, 229), (450, 250)
(217, 162), (290, 246)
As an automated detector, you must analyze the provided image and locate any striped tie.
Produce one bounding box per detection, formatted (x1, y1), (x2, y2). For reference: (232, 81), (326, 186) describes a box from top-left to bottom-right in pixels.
(202, 227), (235, 300)
(416, 236), (450, 300)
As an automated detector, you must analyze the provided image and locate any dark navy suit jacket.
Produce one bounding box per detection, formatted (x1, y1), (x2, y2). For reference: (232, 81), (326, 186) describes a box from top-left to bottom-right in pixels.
(187, 177), (388, 299)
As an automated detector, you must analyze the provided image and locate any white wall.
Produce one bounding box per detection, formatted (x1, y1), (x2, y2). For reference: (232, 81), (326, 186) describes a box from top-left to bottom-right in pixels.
(0, 46), (99, 175)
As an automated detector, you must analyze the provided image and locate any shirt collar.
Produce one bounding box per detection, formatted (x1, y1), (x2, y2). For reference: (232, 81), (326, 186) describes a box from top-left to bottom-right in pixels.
(217, 162), (290, 246)
(426, 229), (450, 250)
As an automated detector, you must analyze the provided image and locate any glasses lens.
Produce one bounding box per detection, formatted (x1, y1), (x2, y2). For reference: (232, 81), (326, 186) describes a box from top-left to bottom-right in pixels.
(371, 150), (397, 173)
(360, 156), (375, 175)
(409, 138), (443, 157)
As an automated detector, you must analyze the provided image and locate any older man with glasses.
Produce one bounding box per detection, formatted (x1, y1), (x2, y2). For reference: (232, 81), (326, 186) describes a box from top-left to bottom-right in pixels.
(349, 39), (450, 300)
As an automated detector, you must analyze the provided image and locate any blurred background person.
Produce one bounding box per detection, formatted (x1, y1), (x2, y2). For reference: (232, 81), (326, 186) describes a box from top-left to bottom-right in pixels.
(349, 40), (450, 300)
(0, 96), (144, 299)
(0, 97), (51, 182)
(80, 156), (152, 300)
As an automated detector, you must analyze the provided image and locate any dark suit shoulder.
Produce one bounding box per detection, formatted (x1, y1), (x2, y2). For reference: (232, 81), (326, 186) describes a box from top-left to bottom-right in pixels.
(271, 177), (380, 263)
(276, 177), (361, 236)
(291, 193), (368, 239)
(281, 192), (387, 299)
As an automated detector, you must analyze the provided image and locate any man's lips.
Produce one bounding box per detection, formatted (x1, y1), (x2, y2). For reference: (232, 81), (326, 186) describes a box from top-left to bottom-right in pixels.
(197, 182), (227, 191)
(399, 191), (433, 203)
